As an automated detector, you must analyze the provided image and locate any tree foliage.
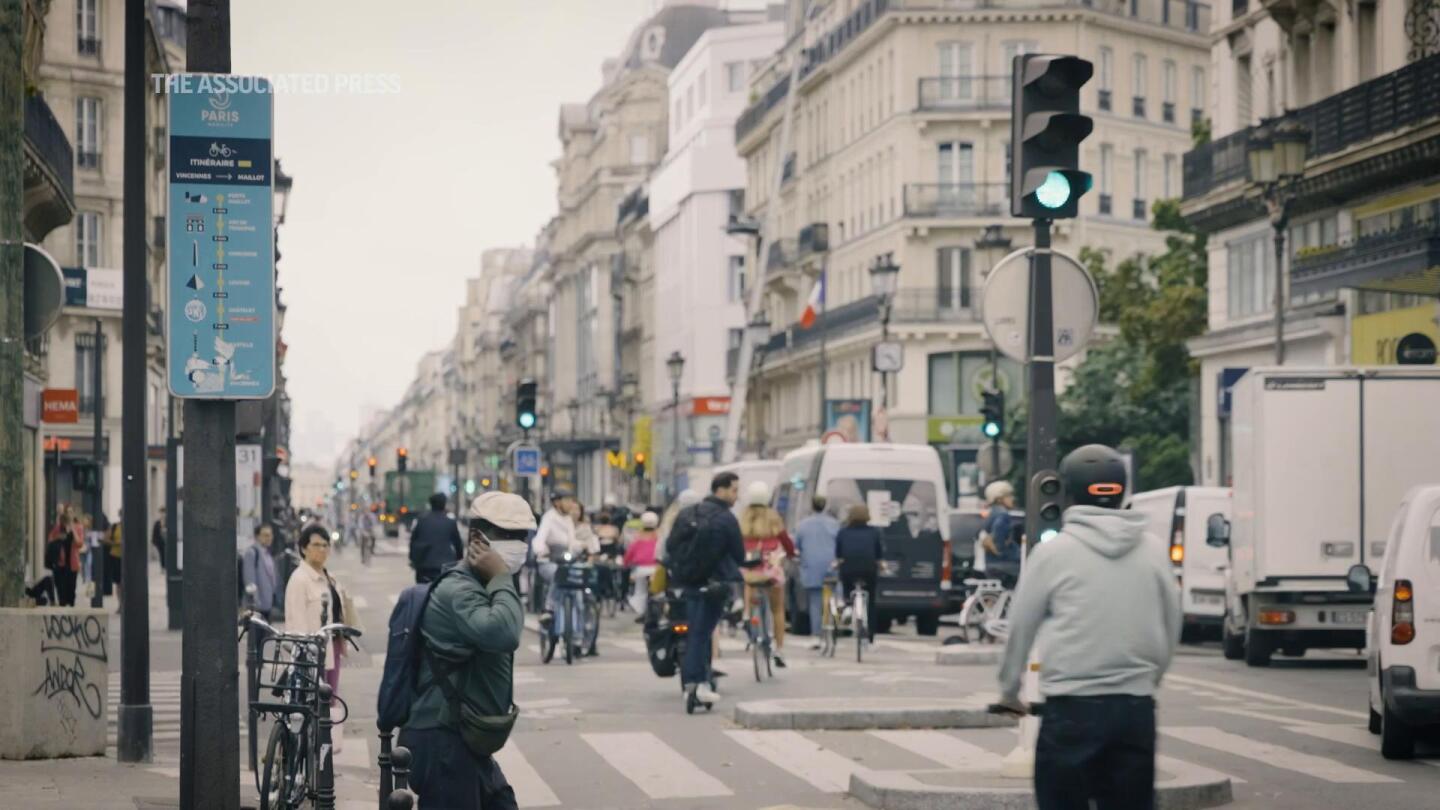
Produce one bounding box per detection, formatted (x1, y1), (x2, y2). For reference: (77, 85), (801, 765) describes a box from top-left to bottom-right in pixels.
(1057, 199), (1209, 491)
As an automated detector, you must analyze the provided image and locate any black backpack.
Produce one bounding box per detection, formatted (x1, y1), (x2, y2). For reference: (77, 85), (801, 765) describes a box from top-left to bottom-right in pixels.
(375, 569), (460, 733)
(665, 502), (729, 587)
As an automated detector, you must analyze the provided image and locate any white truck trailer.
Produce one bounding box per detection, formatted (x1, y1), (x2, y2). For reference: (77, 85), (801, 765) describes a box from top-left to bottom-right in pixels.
(1217, 366), (1440, 666)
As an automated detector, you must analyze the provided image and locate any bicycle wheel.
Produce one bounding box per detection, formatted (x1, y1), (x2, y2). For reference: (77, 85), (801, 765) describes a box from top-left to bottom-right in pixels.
(855, 594), (867, 663)
(584, 595), (601, 654)
(259, 720), (300, 810)
(540, 625), (556, 664)
(360, 536), (372, 566)
(563, 596), (576, 665)
(760, 598), (774, 678)
(959, 592), (1000, 643)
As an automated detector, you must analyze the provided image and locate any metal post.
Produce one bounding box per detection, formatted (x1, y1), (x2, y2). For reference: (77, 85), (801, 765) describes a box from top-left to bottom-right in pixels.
(1023, 220), (1059, 547)
(316, 682), (336, 810)
(1271, 202), (1288, 365)
(0, 0), (24, 606)
(879, 301), (891, 411)
(671, 381), (681, 497)
(180, 4), (239, 808)
(117, 0), (153, 763)
(90, 319), (104, 609)
(165, 397), (180, 629)
(378, 729), (395, 802)
(990, 349), (1001, 483)
(817, 255), (828, 435)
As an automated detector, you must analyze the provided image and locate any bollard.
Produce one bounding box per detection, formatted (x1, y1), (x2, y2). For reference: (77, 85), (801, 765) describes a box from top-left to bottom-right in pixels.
(316, 682), (337, 810)
(391, 745), (412, 794)
(377, 728), (394, 805)
(246, 623), (260, 773)
(387, 788), (416, 810)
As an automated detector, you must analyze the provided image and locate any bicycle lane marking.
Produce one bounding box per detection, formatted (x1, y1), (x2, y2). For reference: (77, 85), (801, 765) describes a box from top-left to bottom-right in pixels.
(581, 731), (732, 799)
(1164, 672), (1368, 720)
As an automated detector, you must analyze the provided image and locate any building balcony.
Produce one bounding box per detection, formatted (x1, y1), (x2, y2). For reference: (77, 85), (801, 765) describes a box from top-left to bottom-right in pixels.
(1291, 221), (1440, 299)
(916, 76), (1010, 111)
(903, 183), (1009, 218)
(890, 288), (983, 324)
(22, 93), (76, 239)
(1183, 51), (1440, 231)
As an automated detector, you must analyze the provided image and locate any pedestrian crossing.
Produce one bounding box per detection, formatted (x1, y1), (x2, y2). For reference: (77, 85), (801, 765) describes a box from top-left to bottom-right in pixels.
(473, 722), (1434, 808)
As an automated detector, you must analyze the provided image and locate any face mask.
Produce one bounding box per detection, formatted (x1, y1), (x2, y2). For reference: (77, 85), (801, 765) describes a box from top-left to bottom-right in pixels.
(490, 539), (529, 575)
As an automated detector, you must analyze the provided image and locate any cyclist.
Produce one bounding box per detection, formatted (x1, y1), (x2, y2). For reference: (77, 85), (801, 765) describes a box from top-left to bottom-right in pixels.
(980, 481), (1021, 588)
(671, 473), (745, 708)
(402, 491), (531, 809)
(623, 511), (661, 618)
(738, 481), (795, 667)
(531, 489), (577, 626)
(995, 444), (1181, 810)
(834, 504), (883, 642)
(794, 496), (838, 649)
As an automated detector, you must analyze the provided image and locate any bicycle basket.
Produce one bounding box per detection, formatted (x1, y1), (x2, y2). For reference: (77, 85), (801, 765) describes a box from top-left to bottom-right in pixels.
(555, 562), (597, 590)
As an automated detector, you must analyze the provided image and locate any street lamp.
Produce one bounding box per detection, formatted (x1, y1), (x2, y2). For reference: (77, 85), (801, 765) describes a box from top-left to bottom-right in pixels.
(566, 398), (580, 442)
(1247, 116), (1310, 364)
(667, 351), (685, 498)
(869, 253), (901, 411)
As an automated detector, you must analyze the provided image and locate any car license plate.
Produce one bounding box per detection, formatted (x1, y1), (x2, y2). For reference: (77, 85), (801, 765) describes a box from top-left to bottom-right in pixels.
(1331, 610), (1367, 625)
(1193, 593), (1224, 606)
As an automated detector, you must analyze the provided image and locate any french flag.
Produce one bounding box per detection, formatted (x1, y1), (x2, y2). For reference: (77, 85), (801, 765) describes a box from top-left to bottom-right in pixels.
(800, 271), (825, 329)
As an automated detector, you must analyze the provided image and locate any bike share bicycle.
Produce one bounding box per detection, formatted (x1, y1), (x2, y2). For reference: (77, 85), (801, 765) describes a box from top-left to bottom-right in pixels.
(818, 573), (871, 662)
(239, 611), (362, 810)
(539, 552), (601, 665)
(741, 558), (779, 682)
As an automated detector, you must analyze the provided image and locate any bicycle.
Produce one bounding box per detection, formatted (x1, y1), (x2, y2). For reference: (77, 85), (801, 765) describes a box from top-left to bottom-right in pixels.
(956, 577), (1013, 644)
(358, 527), (376, 567)
(238, 611), (362, 810)
(742, 562), (776, 682)
(541, 555), (601, 665)
(850, 579), (870, 663)
(818, 575), (841, 658)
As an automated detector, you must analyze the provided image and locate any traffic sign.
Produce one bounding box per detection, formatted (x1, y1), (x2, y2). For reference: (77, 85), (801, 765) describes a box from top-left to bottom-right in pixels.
(166, 76), (276, 399)
(980, 247), (1097, 364)
(514, 445), (541, 477)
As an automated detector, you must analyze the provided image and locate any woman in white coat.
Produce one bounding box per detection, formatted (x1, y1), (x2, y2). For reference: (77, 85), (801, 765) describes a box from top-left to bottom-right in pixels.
(284, 523), (351, 750)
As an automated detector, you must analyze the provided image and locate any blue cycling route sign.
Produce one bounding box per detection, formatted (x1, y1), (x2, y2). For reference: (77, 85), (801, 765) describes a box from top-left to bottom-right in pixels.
(166, 75), (275, 399)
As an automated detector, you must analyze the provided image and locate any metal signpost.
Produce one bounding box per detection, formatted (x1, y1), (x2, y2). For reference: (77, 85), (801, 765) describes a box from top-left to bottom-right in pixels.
(169, 6), (271, 801)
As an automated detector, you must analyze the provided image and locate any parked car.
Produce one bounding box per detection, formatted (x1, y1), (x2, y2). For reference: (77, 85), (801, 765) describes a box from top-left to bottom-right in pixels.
(1354, 484), (1440, 759)
(1130, 486), (1232, 641)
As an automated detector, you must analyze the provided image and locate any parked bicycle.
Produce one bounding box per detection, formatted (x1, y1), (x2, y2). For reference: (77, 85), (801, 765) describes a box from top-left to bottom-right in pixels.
(956, 577), (1013, 644)
(238, 611), (362, 810)
(540, 553), (601, 665)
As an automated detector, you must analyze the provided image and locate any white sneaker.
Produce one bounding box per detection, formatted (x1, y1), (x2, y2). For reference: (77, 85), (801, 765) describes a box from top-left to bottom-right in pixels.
(695, 684), (721, 704)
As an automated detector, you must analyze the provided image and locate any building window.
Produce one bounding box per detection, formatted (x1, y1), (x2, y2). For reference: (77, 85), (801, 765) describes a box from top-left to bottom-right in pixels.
(1237, 56), (1253, 126)
(1098, 47), (1113, 111)
(697, 70), (707, 107)
(77, 96), (102, 170)
(937, 41), (974, 101)
(1163, 153), (1176, 198)
(1191, 66), (1206, 126)
(686, 85), (695, 120)
(673, 99), (682, 131)
(1132, 53), (1147, 118)
(1162, 60), (1177, 123)
(1099, 144), (1113, 215)
(928, 352), (1022, 414)
(75, 331), (105, 415)
(727, 255), (746, 303)
(629, 133), (649, 165)
(936, 247), (972, 310)
(76, 211), (102, 267)
(77, 0), (100, 56)
(1227, 233), (1274, 319)
(1133, 150), (1147, 220)
(725, 61), (745, 92)
(1001, 40), (1039, 96)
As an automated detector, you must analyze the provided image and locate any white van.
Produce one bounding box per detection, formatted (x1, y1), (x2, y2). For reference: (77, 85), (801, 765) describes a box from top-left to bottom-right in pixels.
(1355, 484), (1440, 759)
(713, 459), (782, 517)
(774, 443), (952, 635)
(1130, 486), (1232, 640)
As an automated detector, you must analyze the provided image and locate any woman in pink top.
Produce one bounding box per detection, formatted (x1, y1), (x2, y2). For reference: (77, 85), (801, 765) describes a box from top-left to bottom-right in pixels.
(623, 511), (661, 615)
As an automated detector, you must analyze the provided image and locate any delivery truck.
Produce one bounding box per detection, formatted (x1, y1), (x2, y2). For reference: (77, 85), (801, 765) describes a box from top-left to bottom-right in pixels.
(1215, 367), (1440, 666)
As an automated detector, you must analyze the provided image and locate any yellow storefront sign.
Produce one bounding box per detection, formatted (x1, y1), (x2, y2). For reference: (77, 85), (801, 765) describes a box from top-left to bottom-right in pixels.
(1351, 304), (1440, 365)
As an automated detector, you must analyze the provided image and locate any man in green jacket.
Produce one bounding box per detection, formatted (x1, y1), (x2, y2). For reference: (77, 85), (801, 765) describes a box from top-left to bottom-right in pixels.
(401, 492), (535, 809)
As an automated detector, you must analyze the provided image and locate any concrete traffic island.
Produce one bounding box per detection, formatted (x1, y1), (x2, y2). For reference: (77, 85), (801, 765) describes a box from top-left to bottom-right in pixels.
(849, 762), (1234, 810)
(0, 608), (111, 760)
(733, 698), (1019, 731)
(935, 645), (1003, 666)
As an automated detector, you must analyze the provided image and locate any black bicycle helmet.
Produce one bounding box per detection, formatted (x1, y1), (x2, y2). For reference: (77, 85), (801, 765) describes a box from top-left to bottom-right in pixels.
(1059, 444), (1128, 509)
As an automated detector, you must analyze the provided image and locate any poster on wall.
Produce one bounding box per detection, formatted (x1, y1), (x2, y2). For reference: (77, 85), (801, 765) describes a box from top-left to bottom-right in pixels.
(236, 443), (262, 547)
(824, 399), (872, 443)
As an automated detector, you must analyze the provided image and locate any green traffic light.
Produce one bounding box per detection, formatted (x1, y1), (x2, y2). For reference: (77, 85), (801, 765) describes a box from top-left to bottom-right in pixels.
(1036, 171), (1072, 209)
(983, 421), (1001, 439)
(518, 412), (536, 430)
(1040, 528), (1060, 542)
(464, 479), (477, 495)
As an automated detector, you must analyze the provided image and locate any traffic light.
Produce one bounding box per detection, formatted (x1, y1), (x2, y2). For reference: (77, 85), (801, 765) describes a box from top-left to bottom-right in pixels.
(465, 478), (477, 495)
(516, 379), (538, 431)
(481, 477), (492, 488)
(367, 456), (377, 477)
(349, 468), (359, 481)
(397, 447), (408, 473)
(633, 452), (646, 479)
(1010, 54), (1093, 219)
(1030, 469), (1064, 543)
(980, 389), (1005, 440)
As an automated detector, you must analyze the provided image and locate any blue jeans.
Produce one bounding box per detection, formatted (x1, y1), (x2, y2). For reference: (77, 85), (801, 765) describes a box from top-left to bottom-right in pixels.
(806, 587), (824, 635)
(680, 587), (723, 687)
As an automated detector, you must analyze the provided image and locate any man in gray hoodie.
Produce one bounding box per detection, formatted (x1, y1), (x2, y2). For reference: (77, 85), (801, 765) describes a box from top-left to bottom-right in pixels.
(997, 444), (1182, 810)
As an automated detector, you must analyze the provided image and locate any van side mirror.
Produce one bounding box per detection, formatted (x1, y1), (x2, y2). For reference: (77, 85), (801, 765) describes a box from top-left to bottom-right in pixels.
(1346, 564), (1376, 595)
(1205, 514), (1231, 547)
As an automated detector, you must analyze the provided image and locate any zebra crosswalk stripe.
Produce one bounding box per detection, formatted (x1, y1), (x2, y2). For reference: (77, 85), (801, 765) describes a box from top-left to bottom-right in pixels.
(494, 742), (562, 807)
(1163, 725), (1401, 783)
(867, 729), (1000, 771)
(724, 730), (863, 793)
(1284, 724), (1440, 767)
(582, 731), (732, 799)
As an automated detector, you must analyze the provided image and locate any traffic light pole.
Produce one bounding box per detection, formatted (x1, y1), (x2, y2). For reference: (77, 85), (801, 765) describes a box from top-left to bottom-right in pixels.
(1024, 219), (1059, 548)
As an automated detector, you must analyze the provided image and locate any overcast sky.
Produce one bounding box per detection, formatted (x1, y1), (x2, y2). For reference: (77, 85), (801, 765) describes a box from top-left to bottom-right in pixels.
(229, 1), (766, 468)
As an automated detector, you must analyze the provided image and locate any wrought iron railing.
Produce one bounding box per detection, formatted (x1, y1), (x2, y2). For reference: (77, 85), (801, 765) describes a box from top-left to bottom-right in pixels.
(1184, 51), (1440, 199)
(1292, 220), (1440, 280)
(890, 288), (983, 322)
(24, 93), (74, 200)
(903, 183), (1009, 218)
